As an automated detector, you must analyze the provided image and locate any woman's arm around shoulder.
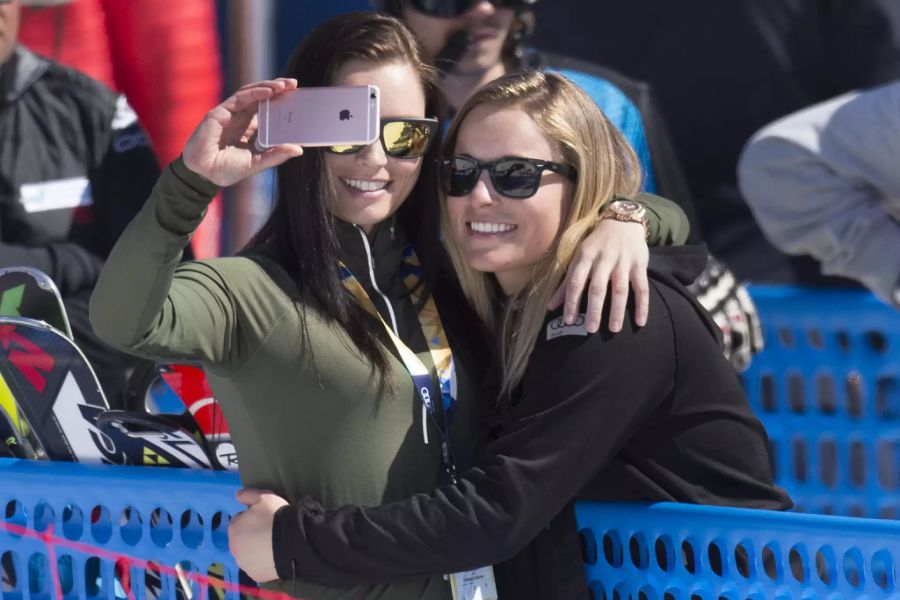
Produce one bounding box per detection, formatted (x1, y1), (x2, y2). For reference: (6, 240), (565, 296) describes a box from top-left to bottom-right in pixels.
(551, 191), (689, 333)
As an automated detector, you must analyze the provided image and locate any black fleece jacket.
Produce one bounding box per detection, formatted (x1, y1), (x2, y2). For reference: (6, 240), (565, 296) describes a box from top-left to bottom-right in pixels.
(0, 45), (163, 296)
(271, 245), (791, 598)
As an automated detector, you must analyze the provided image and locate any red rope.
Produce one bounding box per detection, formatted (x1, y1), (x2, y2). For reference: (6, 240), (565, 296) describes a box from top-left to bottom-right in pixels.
(0, 520), (302, 600)
(40, 525), (65, 600)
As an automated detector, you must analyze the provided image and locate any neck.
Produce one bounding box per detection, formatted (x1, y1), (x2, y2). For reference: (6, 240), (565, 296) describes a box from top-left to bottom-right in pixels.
(494, 268), (530, 297)
(443, 62), (507, 111)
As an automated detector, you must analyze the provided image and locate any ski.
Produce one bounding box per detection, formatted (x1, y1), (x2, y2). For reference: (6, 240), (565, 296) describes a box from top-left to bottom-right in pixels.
(0, 316), (105, 461)
(95, 410), (212, 469)
(0, 267), (72, 338)
(128, 362), (237, 471)
(158, 364), (237, 470)
(0, 395), (40, 459)
(0, 405), (20, 457)
(0, 317), (214, 467)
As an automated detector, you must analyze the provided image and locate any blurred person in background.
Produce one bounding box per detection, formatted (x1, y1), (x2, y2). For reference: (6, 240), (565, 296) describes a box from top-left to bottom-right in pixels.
(375, 0), (765, 370)
(739, 81), (900, 308)
(532, 0), (900, 287)
(17, 0), (223, 258)
(0, 0), (162, 404)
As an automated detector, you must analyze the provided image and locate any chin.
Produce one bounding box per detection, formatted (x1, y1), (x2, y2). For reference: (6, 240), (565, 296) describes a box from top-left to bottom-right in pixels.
(335, 197), (399, 228)
(462, 251), (509, 275)
(351, 208), (395, 229)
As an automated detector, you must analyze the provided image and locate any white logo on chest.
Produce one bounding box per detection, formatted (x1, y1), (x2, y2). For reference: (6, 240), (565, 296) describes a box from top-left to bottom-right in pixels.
(546, 314), (589, 340)
(19, 177), (93, 213)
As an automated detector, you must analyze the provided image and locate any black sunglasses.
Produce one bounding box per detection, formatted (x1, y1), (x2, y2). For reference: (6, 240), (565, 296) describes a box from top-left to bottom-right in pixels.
(407, 0), (536, 18)
(326, 118), (439, 158)
(442, 154), (577, 199)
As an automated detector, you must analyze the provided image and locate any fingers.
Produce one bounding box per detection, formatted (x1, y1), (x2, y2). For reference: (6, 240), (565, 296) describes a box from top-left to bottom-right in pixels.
(583, 259), (612, 333)
(558, 252), (592, 324)
(235, 488), (268, 506)
(235, 77), (298, 94)
(255, 144), (304, 170)
(222, 78), (298, 115)
(607, 265), (632, 333)
(631, 263), (650, 328)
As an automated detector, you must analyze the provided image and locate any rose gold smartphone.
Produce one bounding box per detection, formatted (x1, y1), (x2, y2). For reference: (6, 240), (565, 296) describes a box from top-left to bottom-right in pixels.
(256, 85), (380, 149)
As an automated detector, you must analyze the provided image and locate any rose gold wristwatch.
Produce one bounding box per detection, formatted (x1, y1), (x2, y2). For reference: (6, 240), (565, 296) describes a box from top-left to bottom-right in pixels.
(599, 199), (649, 240)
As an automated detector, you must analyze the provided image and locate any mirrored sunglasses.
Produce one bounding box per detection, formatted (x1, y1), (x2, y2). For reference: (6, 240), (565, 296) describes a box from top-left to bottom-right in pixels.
(327, 118), (439, 159)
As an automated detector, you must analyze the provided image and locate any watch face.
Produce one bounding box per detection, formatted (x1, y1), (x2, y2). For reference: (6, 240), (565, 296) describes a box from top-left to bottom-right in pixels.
(613, 200), (641, 214)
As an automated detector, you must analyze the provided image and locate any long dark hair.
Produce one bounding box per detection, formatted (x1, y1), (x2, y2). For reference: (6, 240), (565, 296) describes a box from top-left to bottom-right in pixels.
(244, 12), (446, 384)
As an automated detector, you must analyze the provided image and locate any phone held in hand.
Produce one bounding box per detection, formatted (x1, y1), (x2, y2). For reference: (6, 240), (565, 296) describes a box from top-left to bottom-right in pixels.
(256, 85), (380, 149)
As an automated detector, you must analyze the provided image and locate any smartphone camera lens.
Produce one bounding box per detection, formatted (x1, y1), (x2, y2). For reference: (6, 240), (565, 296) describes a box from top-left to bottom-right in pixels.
(370, 92), (377, 99)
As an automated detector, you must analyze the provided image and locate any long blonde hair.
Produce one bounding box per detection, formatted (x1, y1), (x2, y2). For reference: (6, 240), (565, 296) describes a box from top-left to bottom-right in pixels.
(440, 70), (642, 401)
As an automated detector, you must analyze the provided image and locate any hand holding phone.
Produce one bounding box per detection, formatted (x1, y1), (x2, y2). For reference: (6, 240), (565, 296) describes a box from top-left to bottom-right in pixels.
(256, 85), (380, 150)
(182, 78), (305, 188)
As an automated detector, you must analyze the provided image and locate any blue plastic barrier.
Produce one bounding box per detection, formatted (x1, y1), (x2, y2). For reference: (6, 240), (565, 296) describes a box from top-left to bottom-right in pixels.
(575, 501), (900, 599)
(5, 458), (900, 600)
(0, 459), (244, 600)
(743, 286), (900, 518)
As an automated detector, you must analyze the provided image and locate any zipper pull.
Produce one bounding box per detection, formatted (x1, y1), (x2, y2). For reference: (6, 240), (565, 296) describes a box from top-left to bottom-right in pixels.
(390, 224), (396, 240)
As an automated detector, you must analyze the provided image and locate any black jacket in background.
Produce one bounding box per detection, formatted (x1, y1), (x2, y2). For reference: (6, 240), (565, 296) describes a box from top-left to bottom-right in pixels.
(532, 0), (900, 283)
(0, 45), (167, 403)
(270, 245), (791, 599)
(0, 44), (163, 294)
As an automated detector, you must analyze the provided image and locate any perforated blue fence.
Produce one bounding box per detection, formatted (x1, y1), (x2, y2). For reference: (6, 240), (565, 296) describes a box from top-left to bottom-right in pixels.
(575, 501), (900, 599)
(5, 458), (900, 600)
(0, 459), (245, 600)
(743, 286), (900, 518)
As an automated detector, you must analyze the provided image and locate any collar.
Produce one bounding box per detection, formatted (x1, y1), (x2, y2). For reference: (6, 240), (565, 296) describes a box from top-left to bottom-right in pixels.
(1, 45), (49, 106)
(334, 215), (407, 294)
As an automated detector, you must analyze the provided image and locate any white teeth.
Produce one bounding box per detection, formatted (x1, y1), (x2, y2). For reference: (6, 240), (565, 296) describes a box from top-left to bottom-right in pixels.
(342, 178), (389, 192)
(469, 222), (516, 234)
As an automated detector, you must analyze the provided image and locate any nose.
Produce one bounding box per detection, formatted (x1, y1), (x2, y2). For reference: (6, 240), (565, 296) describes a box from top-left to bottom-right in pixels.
(355, 136), (388, 169)
(468, 171), (497, 206)
(463, 0), (496, 18)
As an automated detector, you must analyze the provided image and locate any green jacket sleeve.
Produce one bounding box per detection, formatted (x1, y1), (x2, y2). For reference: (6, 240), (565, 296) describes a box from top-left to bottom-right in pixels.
(89, 157), (244, 369)
(634, 192), (690, 246)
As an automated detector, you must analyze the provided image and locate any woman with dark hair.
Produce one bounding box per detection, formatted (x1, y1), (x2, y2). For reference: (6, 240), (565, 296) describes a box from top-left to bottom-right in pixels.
(230, 70), (790, 599)
(91, 12), (687, 600)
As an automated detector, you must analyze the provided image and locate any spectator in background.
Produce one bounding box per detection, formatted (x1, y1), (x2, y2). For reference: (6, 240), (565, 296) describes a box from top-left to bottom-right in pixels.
(739, 81), (900, 308)
(0, 0), (162, 404)
(531, 0), (900, 285)
(18, 0), (223, 258)
(376, 0), (764, 369)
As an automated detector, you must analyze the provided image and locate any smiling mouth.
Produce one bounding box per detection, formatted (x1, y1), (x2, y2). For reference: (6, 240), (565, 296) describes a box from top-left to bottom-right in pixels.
(468, 221), (517, 234)
(470, 30), (500, 42)
(341, 178), (390, 193)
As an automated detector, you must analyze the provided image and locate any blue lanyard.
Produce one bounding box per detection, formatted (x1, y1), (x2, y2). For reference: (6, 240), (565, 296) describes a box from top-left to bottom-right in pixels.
(338, 251), (458, 484)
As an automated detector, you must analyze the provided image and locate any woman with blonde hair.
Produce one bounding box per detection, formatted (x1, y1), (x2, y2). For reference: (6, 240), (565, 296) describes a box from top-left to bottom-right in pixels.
(232, 70), (790, 599)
